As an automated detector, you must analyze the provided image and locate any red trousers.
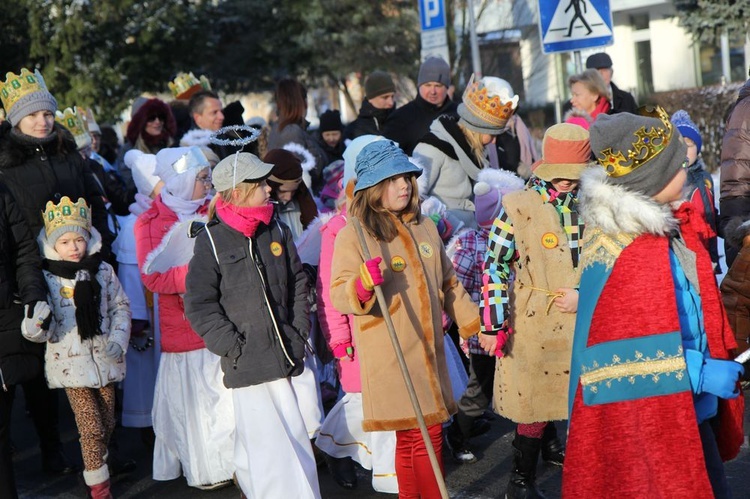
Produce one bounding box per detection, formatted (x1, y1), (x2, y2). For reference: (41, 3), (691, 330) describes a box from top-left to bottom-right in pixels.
(395, 423), (444, 498)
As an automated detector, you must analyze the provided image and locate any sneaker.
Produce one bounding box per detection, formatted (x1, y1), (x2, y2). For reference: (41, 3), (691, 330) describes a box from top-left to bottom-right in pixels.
(445, 433), (477, 464)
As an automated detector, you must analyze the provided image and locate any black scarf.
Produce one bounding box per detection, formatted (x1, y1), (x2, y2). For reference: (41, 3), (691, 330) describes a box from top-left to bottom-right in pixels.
(43, 256), (103, 341)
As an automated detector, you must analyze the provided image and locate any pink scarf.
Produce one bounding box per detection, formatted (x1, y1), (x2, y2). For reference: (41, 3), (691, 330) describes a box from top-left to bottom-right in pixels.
(216, 198), (274, 237)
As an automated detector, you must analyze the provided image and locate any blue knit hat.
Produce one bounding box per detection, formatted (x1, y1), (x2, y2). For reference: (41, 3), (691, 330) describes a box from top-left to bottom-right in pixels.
(671, 109), (702, 154)
(354, 141), (422, 193)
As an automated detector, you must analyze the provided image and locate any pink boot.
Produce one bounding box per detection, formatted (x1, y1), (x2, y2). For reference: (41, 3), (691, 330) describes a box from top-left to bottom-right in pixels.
(84, 465), (112, 499)
(88, 480), (113, 499)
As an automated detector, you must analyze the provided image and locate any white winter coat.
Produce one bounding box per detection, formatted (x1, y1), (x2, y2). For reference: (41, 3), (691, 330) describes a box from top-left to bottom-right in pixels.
(413, 118), (487, 229)
(22, 228), (131, 389)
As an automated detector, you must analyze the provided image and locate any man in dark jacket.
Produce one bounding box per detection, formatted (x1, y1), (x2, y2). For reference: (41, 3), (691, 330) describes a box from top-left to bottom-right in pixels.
(382, 57), (458, 155)
(344, 70), (397, 140)
(0, 181), (52, 497)
(585, 52), (638, 114)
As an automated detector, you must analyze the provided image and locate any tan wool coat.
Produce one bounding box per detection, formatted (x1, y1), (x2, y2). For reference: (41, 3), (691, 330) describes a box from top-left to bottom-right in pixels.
(494, 190), (580, 423)
(330, 214), (480, 432)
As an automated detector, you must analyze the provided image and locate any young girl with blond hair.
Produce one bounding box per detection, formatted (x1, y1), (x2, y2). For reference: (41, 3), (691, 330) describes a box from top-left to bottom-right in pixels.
(185, 152), (319, 498)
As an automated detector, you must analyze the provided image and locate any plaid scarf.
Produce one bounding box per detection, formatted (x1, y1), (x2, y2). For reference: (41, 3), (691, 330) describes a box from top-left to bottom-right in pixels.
(529, 177), (583, 268)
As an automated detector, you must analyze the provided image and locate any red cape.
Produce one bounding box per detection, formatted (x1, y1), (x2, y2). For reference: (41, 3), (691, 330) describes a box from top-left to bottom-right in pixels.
(563, 205), (744, 498)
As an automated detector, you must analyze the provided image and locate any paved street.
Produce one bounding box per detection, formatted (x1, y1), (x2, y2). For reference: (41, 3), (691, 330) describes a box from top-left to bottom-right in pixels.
(10, 388), (750, 498)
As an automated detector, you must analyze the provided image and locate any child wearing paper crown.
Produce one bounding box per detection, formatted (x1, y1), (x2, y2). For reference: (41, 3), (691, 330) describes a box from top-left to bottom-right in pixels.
(564, 109), (745, 498)
(670, 109), (721, 273)
(22, 197), (131, 499)
(329, 140), (484, 497)
(480, 123), (591, 498)
(413, 74), (519, 230)
(444, 168), (524, 464)
(184, 152), (320, 499)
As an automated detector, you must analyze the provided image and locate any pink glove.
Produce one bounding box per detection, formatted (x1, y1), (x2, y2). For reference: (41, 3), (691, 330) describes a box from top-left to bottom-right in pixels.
(333, 342), (354, 360)
(495, 328), (512, 358)
(356, 257), (383, 302)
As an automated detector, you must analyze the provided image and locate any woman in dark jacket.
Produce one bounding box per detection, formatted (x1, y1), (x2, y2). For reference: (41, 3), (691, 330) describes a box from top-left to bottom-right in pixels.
(0, 182), (49, 499)
(116, 98), (177, 189)
(0, 67), (111, 478)
(267, 78), (327, 194)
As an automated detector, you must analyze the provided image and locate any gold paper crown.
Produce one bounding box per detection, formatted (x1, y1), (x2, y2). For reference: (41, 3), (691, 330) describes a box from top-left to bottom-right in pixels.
(43, 197), (92, 238)
(597, 106), (674, 178)
(462, 74), (518, 129)
(55, 107), (91, 150)
(1, 68), (50, 113)
(168, 72), (211, 100)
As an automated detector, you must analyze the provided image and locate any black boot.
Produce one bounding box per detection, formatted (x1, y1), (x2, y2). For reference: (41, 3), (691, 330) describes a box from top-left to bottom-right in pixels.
(324, 453), (358, 490)
(505, 433), (546, 499)
(540, 423), (565, 466)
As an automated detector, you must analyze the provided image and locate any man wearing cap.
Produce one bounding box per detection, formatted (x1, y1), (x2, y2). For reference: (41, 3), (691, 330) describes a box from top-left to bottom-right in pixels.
(382, 57), (458, 155)
(585, 52), (638, 114)
(344, 71), (397, 140)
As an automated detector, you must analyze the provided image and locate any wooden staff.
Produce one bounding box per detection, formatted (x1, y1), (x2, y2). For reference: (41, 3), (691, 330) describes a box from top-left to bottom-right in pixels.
(352, 217), (449, 499)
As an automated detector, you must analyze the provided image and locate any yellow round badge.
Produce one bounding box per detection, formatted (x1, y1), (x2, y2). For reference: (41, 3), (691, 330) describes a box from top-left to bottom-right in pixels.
(60, 286), (74, 299)
(419, 242), (434, 259)
(541, 232), (558, 249)
(270, 242), (283, 257)
(391, 256), (406, 272)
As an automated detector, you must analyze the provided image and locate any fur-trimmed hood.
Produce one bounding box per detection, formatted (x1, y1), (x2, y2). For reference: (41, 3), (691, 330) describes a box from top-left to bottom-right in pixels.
(579, 166), (678, 236)
(0, 122), (79, 170)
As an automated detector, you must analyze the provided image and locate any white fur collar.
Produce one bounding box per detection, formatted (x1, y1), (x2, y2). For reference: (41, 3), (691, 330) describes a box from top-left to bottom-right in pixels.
(39, 226), (104, 260)
(579, 167), (678, 236)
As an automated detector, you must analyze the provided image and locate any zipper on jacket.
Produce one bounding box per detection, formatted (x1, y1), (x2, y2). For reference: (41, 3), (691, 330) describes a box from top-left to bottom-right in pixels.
(248, 238), (296, 368)
(0, 367), (6, 391)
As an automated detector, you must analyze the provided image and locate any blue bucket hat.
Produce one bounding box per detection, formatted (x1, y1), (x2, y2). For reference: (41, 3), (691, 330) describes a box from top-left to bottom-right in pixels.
(354, 140), (422, 193)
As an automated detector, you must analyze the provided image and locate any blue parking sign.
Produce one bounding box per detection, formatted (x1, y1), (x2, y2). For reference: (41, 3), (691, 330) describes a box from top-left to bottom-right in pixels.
(538, 0), (613, 54)
(420, 0), (446, 31)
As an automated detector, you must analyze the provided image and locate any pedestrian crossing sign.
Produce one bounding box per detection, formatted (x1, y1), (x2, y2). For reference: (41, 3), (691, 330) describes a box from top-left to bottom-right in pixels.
(538, 0), (614, 54)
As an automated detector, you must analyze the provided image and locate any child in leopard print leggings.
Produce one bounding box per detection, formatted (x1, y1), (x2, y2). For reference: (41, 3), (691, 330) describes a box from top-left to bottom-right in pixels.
(22, 197), (131, 499)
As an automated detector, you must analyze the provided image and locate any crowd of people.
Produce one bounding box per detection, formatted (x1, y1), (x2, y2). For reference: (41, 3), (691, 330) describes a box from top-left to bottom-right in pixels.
(0, 50), (748, 499)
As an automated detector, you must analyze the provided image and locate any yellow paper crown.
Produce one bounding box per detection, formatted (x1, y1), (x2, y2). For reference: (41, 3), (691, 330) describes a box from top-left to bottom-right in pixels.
(1, 68), (49, 113)
(43, 197), (92, 238)
(55, 107), (92, 150)
(462, 74), (518, 129)
(168, 72), (211, 99)
(597, 106), (674, 178)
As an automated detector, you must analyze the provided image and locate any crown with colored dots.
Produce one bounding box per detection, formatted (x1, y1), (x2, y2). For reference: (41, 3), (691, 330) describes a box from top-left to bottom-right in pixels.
(55, 107), (92, 150)
(597, 106), (674, 178)
(461, 74), (518, 130)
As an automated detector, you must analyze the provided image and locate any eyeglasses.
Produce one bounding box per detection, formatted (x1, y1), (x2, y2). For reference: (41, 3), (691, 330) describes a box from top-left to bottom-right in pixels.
(146, 115), (164, 123)
(195, 174), (212, 186)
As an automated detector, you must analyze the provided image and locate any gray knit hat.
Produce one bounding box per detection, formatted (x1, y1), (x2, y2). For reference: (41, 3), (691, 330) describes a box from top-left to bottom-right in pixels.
(1, 69), (57, 126)
(212, 152), (274, 191)
(417, 57), (451, 87)
(589, 110), (687, 197)
(365, 71), (396, 100)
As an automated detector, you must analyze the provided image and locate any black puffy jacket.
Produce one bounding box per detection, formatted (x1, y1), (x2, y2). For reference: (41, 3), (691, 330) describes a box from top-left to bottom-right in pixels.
(343, 100), (394, 141)
(0, 122), (112, 256)
(185, 217), (310, 388)
(0, 180), (48, 387)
